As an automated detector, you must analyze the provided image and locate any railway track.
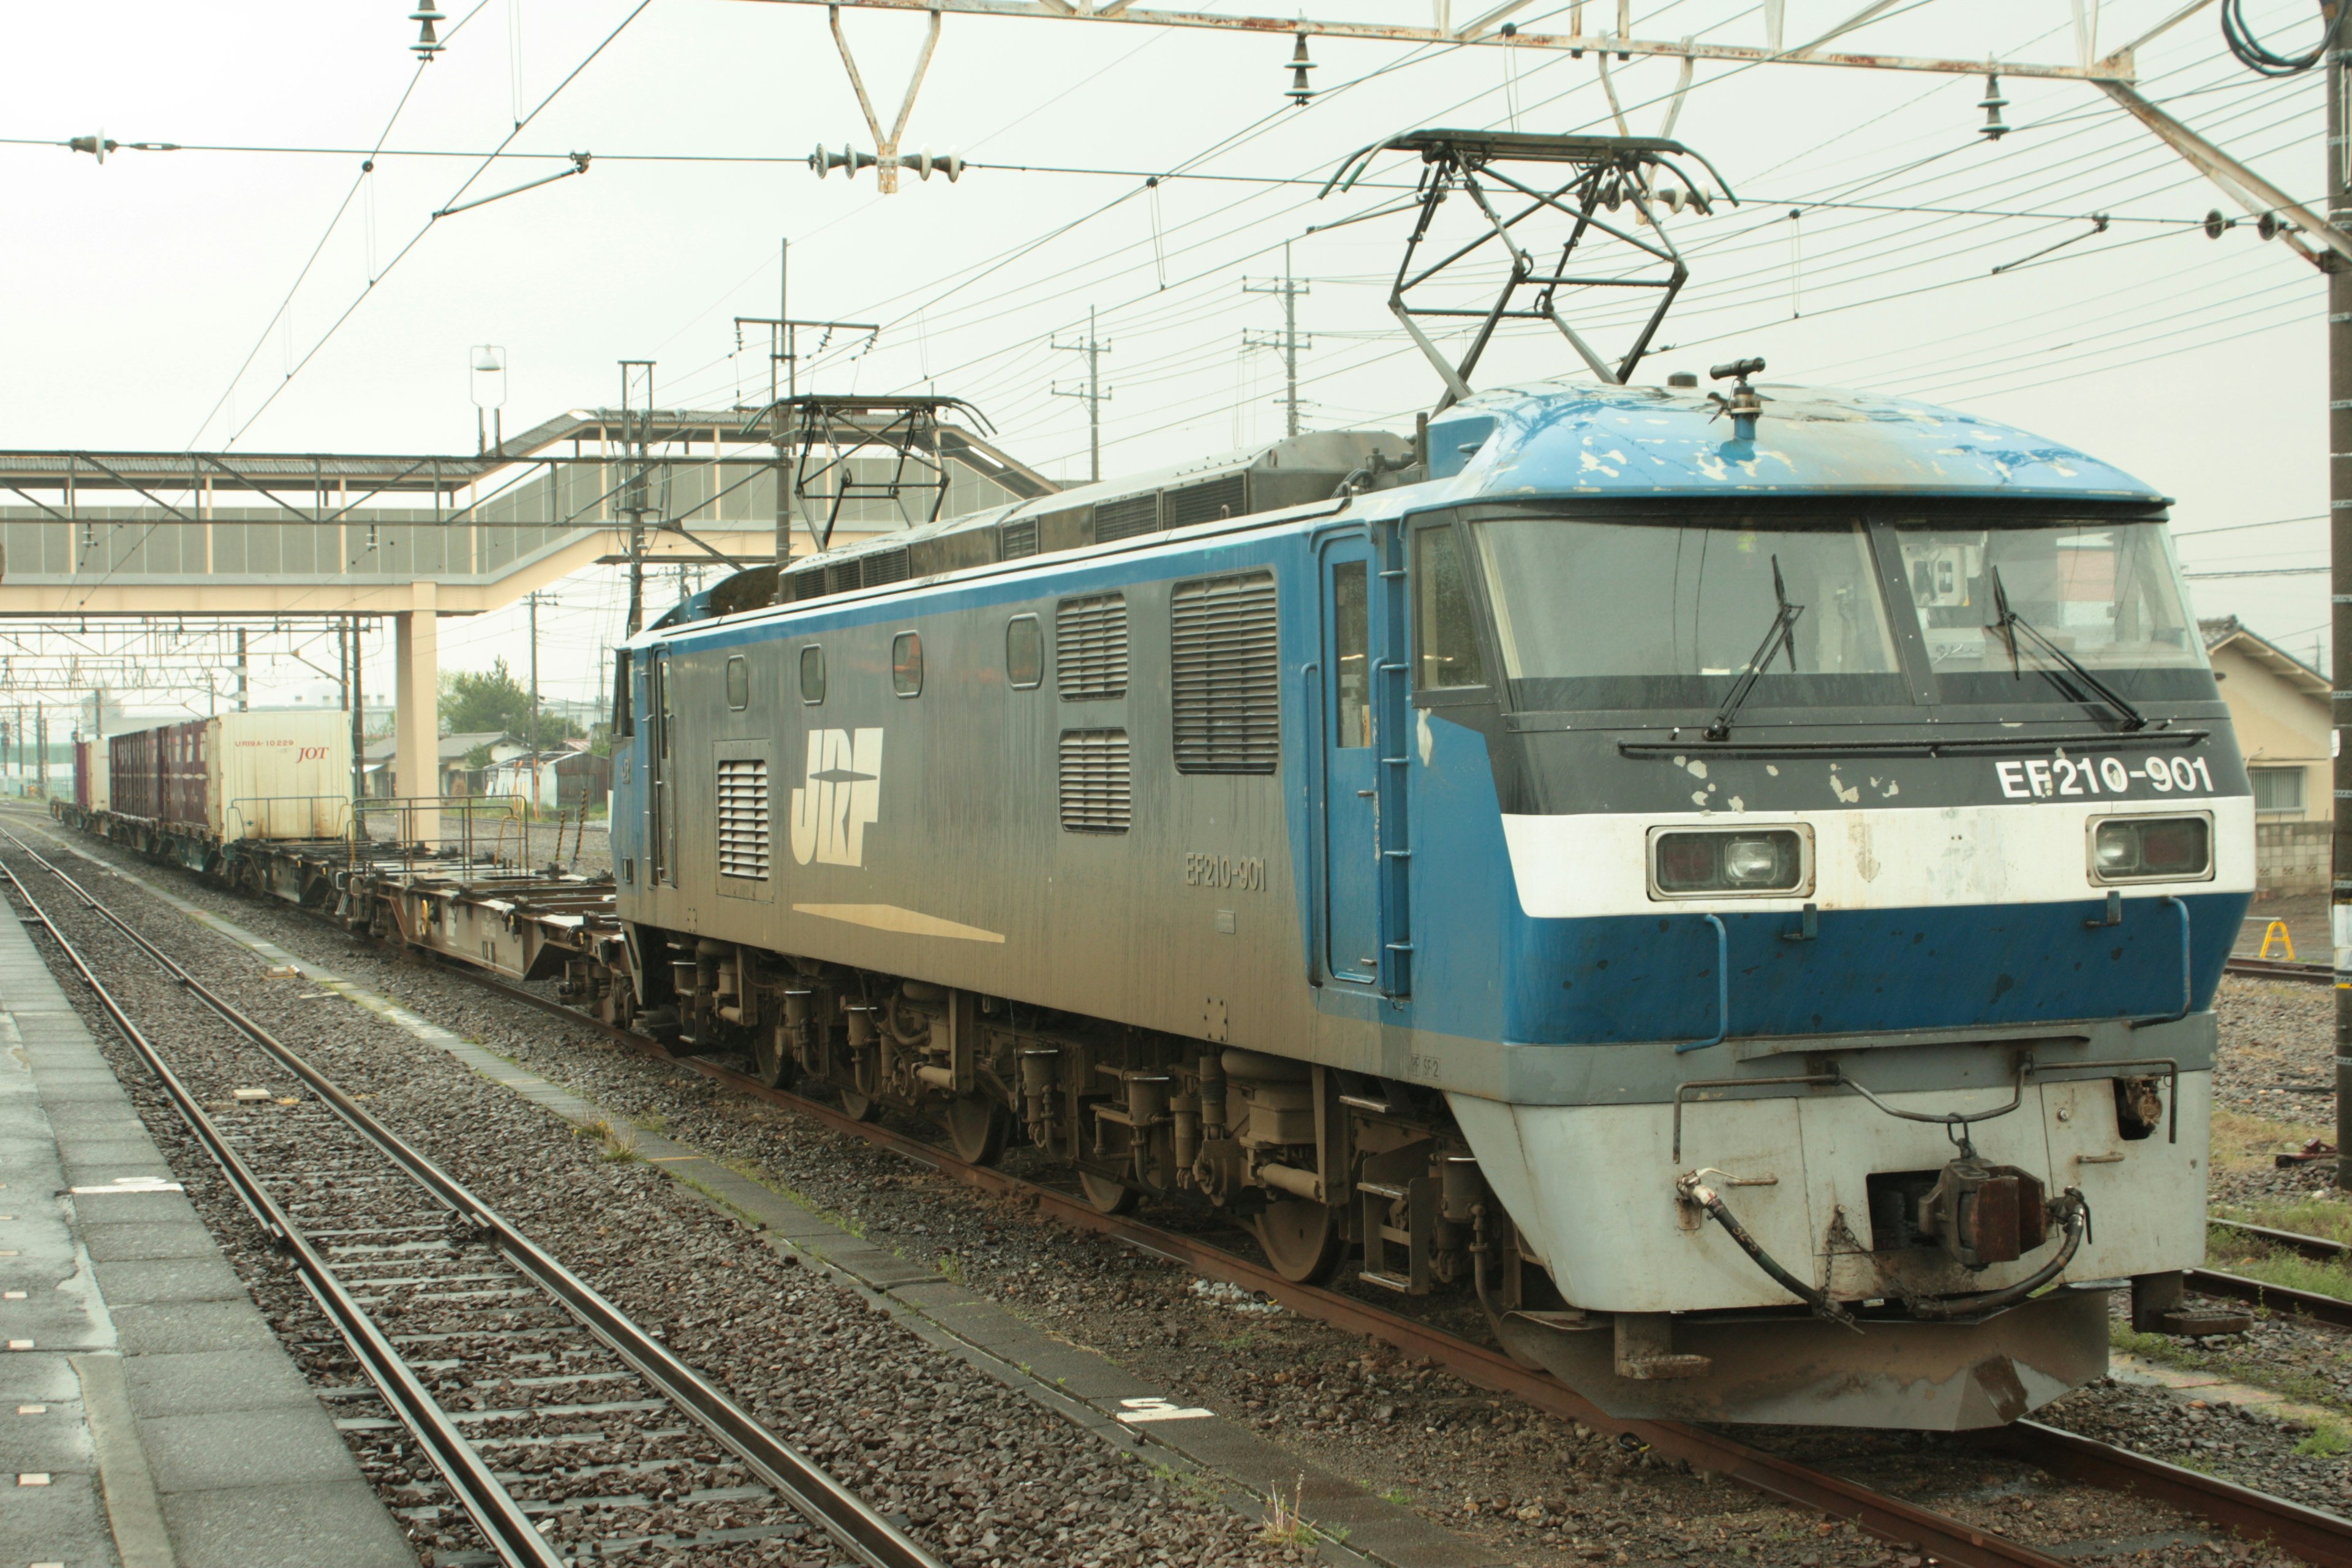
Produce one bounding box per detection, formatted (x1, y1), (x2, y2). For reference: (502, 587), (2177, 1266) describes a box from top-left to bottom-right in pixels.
(442, 949), (2352, 1568)
(2190, 1221), (2352, 1332)
(0, 833), (944, 1568)
(15, 813), (2351, 1568)
(2223, 956), (2334, 986)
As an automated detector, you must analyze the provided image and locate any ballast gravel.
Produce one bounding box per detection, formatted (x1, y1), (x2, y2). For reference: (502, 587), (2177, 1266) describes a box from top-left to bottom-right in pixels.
(2, 844), (1299, 1568)
(12, 821), (2343, 1567)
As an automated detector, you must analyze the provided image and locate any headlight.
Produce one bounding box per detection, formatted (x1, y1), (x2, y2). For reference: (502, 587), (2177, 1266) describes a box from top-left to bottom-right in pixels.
(1651, 827), (1809, 898)
(1722, 837), (1787, 885)
(2087, 814), (2212, 884)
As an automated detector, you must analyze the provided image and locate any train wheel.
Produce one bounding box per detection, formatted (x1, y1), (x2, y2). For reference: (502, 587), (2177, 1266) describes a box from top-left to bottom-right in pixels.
(839, 1087), (881, 1123)
(750, 1028), (796, 1090)
(1253, 1198), (1344, 1284)
(942, 1096), (1011, 1166)
(1077, 1170), (1137, 1215)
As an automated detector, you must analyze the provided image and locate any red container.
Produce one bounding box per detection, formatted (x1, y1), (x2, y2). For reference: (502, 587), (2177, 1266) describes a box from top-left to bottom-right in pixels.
(109, 729), (160, 820)
(160, 720), (207, 831)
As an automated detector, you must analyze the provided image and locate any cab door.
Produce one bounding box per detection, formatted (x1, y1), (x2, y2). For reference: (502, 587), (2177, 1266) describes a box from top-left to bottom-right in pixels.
(646, 647), (676, 886)
(1320, 539), (1380, 984)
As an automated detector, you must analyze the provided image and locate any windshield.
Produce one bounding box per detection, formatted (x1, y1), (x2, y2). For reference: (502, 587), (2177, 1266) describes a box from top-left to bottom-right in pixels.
(1892, 523), (2203, 676)
(1467, 513), (2205, 712)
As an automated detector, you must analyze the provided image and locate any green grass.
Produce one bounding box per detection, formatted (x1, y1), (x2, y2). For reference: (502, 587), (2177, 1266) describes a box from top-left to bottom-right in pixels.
(2205, 1212), (2352, 1306)
(2294, 1419), (2351, 1460)
(2204, 1244), (2352, 1306)
(937, 1252), (967, 1286)
(2212, 1196), (2352, 1250)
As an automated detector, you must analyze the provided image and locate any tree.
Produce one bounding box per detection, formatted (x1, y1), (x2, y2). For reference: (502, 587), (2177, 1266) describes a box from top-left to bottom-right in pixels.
(439, 658), (581, 745)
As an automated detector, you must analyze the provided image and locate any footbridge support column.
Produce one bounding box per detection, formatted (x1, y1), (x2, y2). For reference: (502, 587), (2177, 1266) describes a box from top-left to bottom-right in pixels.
(394, 581), (439, 848)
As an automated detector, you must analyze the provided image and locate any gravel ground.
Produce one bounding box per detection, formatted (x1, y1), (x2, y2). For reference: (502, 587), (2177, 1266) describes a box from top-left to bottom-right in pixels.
(11, 815), (2342, 1567)
(2, 841), (1294, 1568)
(2211, 976), (2342, 1197)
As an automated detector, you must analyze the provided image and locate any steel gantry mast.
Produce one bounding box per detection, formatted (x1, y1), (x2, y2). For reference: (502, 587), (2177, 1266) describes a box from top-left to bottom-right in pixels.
(2328, 0), (2352, 1191)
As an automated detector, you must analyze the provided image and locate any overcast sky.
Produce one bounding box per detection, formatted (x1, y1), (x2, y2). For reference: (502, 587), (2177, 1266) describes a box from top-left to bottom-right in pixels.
(2, 0), (2335, 718)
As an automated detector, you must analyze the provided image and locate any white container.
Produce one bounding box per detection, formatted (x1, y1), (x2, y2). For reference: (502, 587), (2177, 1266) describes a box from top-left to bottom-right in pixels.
(210, 712), (353, 840)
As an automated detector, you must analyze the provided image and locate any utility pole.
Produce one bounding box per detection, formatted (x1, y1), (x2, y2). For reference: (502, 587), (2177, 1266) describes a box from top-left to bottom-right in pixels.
(620, 361), (655, 638)
(35, 706), (45, 799)
(1244, 243), (1313, 437)
(2331, 0), (2351, 1191)
(235, 628), (249, 712)
(1052, 307), (1112, 483)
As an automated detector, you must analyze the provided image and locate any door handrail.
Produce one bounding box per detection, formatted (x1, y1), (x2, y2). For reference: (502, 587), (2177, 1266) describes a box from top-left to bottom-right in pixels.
(1675, 913), (1731, 1054)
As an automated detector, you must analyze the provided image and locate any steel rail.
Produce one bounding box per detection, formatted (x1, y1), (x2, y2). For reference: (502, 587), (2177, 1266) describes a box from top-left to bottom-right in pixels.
(0, 858), (567, 1568)
(2214, 1219), (2350, 1263)
(1979, 1422), (2352, 1568)
(2194, 1221), (2352, 1330)
(2223, 956), (2333, 986)
(2185, 1268), (2352, 1330)
(1, 834), (946, 1568)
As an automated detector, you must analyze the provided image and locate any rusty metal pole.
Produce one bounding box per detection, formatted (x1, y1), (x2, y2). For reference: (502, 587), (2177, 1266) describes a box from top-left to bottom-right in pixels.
(2332, 0), (2352, 1189)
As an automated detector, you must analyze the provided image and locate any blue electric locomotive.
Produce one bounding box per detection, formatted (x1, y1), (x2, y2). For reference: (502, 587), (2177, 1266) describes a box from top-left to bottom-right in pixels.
(607, 361), (2248, 1431)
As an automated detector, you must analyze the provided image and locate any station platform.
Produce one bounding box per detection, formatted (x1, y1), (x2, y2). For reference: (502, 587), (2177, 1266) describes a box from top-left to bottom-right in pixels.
(0, 897), (413, 1567)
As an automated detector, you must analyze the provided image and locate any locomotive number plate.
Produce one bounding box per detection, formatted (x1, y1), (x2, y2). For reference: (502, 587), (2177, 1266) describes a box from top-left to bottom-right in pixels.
(1994, 755), (2214, 800)
(1185, 853), (1267, 891)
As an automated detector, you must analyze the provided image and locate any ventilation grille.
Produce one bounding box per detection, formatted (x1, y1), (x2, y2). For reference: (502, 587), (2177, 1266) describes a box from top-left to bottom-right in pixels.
(1092, 493), (1161, 543)
(1000, 517), (1039, 560)
(717, 758), (771, 880)
(1172, 572), (1281, 774)
(791, 571), (827, 602)
(862, 547), (911, 587)
(1166, 473), (1248, 529)
(1055, 594), (1128, 700)
(824, 560), (859, 595)
(1058, 730), (1132, 833)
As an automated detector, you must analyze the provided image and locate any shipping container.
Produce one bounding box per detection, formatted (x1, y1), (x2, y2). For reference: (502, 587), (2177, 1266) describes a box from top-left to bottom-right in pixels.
(104, 713), (351, 840)
(212, 712), (350, 839)
(108, 728), (160, 821)
(72, 740), (108, 812)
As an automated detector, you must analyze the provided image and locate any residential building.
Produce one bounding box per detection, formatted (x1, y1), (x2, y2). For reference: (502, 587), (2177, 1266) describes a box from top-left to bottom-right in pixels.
(2200, 617), (2329, 894)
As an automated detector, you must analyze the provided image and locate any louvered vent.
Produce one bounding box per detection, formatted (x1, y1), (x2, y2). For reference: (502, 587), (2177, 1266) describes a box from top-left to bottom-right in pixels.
(862, 547), (911, 587)
(1000, 517), (1039, 560)
(1055, 594), (1128, 700)
(824, 560), (860, 595)
(1058, 730), (1132, 833)
(791, 571), (827, 602)
(1092, 493), (1161, 543)
(717, 758), (771, 880)
(1172, 572), (1281, 774)
(1166, 473), (1248, 529)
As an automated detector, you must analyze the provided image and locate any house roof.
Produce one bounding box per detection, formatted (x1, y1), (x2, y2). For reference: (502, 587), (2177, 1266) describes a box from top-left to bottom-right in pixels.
(361, 731), (519, 763)
(2199, 616), (2328, 698)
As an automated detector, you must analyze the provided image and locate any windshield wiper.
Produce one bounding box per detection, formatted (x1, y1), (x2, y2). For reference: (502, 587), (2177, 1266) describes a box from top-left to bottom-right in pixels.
(1705, 556), (1804, 741)
(1990, 567), (2147, 732)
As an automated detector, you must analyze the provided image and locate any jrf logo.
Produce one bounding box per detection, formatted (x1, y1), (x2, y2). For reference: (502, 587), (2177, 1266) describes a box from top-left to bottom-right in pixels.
(790, 728), (883, 867)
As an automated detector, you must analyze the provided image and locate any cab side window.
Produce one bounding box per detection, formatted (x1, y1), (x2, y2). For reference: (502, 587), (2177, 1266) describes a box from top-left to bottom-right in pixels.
(1413, 525), (1487, 690)
(799, 645), (826, 704)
